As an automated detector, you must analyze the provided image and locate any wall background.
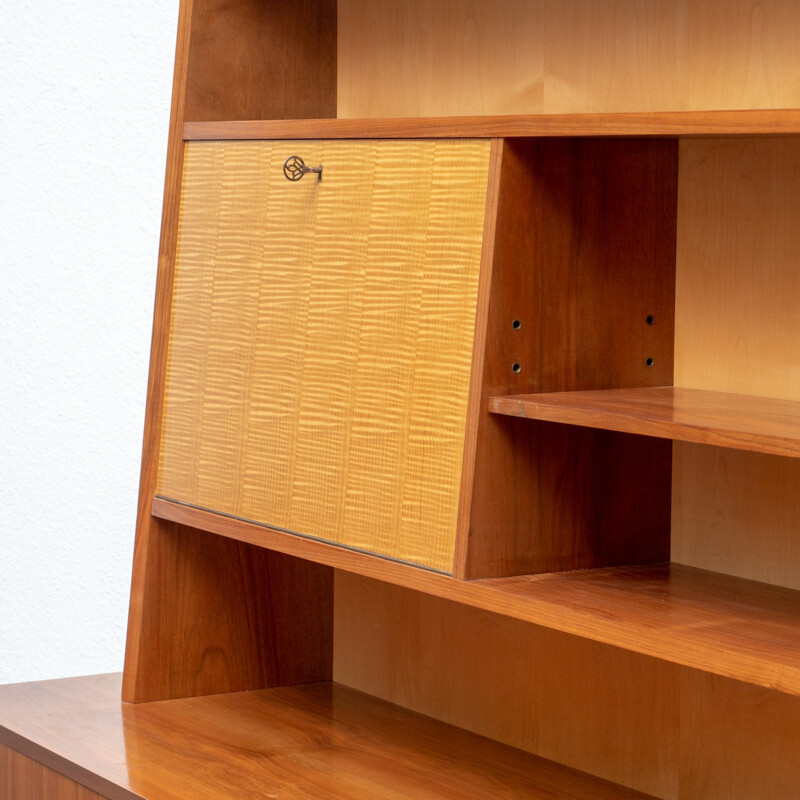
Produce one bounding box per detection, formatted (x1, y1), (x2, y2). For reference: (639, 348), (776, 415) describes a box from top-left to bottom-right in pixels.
(0, 1), (177, 684)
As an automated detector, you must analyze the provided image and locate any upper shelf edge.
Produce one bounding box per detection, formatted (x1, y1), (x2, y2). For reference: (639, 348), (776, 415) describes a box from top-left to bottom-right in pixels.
(184, 110), (800, 140)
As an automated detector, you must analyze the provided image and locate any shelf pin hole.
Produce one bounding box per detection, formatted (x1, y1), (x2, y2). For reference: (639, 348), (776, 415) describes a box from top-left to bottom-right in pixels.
(646, 315), (655, 326)
(512, 363), (522, 374)
(512, 319), (522, 330)
(646, 357), (655, 368)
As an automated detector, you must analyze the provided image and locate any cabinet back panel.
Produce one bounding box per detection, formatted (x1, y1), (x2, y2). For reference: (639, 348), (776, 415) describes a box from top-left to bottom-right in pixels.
(338, 0), (800, 118)
(673, 138), (800, 588)
(333, 572), (679, 799)
(157, 140), (491, 572)
(335, 571), (800, 798)
(185, 0), (337, 122)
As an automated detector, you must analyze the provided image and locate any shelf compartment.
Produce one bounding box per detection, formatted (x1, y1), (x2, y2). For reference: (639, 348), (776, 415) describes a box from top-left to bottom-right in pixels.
(0, 674), (655, 800)
(489, 386), (800, 458)
(184, 109), (800, 141)
(153, 497), (800, 697)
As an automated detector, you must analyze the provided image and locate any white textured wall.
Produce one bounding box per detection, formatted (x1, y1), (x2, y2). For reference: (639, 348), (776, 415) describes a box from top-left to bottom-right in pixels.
(0, 2), (177, 684)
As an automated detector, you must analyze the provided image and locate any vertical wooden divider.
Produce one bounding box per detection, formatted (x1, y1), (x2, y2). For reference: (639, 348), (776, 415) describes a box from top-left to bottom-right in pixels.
(457, 138), (679, 579)
(123, 0), (338, 703)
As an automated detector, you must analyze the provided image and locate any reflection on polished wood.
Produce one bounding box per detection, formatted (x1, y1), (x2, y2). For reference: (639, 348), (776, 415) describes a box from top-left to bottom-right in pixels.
(489, 386), (800, 458)
(0, 674), (654, 800)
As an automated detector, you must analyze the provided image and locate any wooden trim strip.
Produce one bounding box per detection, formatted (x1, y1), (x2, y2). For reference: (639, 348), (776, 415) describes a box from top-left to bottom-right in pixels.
(453, 138), (504, 578)
(122, 0), (194, 702)
(184, 110), (800, 141)
(152, 497), (800, 697)
(489, 386), (800, 458)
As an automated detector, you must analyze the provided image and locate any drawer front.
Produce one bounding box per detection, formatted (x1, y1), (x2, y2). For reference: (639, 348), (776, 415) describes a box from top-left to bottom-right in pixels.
(157, 139), (492, 572)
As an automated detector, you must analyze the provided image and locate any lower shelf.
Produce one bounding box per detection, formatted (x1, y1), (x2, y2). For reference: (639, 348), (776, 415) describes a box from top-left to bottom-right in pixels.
(153, 498), (800, 697)
(0, 674), (653, 800)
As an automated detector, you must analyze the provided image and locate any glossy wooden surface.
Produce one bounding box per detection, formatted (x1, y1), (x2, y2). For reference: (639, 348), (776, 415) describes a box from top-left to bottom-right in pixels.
(185, 110), (800, 140)
(459, 137), (676, 578)
(184, 0), (336, 122)
(489, 387), (800, 458)
(1, 744), (107, 800)
(124, 521), (332, 703)
(0, 674), (655, 800)
(152, 498), (800, 696)
(338, 0), (800, 117)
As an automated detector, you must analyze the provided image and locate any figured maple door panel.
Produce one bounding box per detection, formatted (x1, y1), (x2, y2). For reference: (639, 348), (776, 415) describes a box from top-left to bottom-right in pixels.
(157, 139), (492, 572)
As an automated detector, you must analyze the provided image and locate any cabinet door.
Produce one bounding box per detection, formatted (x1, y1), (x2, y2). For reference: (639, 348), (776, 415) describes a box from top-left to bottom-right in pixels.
(157, 139), (492, 572)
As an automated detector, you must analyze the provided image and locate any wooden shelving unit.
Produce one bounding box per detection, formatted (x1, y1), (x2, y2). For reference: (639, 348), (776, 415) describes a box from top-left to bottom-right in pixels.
(5, 1), (800, 798)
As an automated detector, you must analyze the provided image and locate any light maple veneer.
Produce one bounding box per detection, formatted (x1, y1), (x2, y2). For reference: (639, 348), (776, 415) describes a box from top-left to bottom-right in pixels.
(338, 0), (800, 118)
(157, 138), (493, 573)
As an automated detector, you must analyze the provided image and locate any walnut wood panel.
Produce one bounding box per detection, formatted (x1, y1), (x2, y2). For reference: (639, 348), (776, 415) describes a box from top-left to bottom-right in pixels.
(334, 572), (678, 798)
(124, 520), (332, 703)
(184, 110), (800, 141)
(673, 137), (800, 590)
(338, 0), (800, 117)
(157, 139), (491, 572)
(489, 387), (800, 458)
(184, 0), (336, 122)
(0, 675), (655, 800)
(459, 138), (677, 578)
(0, 745), (109, 800)
(153, 498), (800, 696)
(673, 445), (800, 591)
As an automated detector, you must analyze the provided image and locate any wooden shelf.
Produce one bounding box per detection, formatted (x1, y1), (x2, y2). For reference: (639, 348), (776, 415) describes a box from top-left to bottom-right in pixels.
(184, 109), (800, 141)
(153, 497), (800, 697)
(489, 386), (800, 458)
(0, 674), (654, 800)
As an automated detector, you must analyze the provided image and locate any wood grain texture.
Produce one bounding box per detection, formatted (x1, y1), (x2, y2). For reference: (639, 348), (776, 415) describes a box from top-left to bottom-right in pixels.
(673, 137), (800, 591)
(334, 573), (678, 798)
(678, 671), (800, 800)
(335, 574), (800, 799)
(123, 0), (194, 703)
(152, 498), (800, 697)
(338, 0), (800, 117)
(158, 139), (491, 572)
(675, 139), (800, 401)
(1, 744), (108, 800)
(460, 138), (677, 578)
(0, 675), (656, 800)
(124, 520), (333, 703)
(185, 0), (336, 122)
(673, 445), (800, 591)
(489, 387), (800, 458)
(185, 110), (800, 141)
(338, 0), (545, 118)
